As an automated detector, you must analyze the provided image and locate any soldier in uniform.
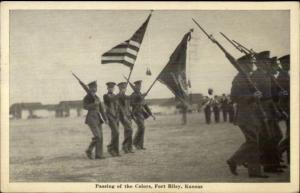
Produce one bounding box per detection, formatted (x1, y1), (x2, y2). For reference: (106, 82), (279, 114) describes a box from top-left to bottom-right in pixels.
(227, 53), (268, 178)
(220, 94), (228, 122)
(103, 82), (120, 157)
(251, 51), (284, 173)
(131, 80), (148, 150)
(226, 95), (235, 123)
(212, 95), (220, 123)
(117, 82), (134, 153)
(203, 89), (214, 124)
(83, 81), (107, 159)
(277, 55), (290, 164)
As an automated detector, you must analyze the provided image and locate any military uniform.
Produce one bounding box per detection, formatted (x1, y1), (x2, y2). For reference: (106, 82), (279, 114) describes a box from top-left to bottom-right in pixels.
(212, 98), (220, 123)
(220, 95), (228, 122)
(203, 98), (212, 124)
(103, 82), (120, 156)
(131, 80), (148, 150)
(226, 98), (235, 123)
(83, 81), (107, 159)
(277, 55), (290, 163)
(229, 71), (263, 176)
(251, 51), (282, 172)
(204, 89), (214, 124)
(117, 82), (134, 153)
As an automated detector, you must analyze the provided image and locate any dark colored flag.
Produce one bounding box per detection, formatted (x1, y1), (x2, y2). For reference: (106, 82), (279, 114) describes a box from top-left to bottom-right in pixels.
(158, 30), (192, 101)
(101, 13), (152, 68)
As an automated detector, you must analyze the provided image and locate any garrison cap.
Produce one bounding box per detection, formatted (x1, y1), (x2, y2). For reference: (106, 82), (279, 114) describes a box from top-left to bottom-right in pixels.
(88, 81), (97, 88)
(134, 80), (142, 85)
(255, 51), (270, 61)
(117, 82), (127, 88)
(278, 55), (290, 65)
(106, 82), (116, 88)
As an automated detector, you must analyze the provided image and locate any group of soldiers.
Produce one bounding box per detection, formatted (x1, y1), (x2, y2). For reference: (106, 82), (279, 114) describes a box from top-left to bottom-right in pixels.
(203, 91), (235, 124)
(190, 19), (290, 178)
(83, 80), (153, 159)
(225, 52), (290, 178)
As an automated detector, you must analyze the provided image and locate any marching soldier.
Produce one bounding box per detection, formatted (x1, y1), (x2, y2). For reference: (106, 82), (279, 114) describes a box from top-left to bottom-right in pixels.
(131, 80), (148, 150)
(277, 55), (290, 163)
(83, 81), (107, 160)
(251, 51), (284, 173)
(227, 53), (268, 178)
(103, 82), (120, 157)
(117, 82), (134, 153)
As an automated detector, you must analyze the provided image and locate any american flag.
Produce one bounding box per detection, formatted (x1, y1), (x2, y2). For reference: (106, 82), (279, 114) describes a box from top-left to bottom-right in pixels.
(101, 13), (152, 68)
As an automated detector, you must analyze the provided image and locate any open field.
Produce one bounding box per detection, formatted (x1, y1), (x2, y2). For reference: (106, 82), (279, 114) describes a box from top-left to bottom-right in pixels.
(10, 113), (289, 182)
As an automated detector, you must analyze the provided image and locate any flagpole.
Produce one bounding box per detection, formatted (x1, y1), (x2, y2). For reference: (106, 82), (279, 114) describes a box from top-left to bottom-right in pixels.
(126, 10), (153, 90)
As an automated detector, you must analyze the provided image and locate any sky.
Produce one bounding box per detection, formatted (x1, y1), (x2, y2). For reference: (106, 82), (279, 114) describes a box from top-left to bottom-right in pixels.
(10, 10), (290, 105)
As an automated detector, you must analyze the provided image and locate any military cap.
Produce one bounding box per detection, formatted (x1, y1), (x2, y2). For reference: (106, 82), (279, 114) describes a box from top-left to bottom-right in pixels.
(88, 81), (97, 88)
(255, 51), (270, 61)
(117, 82), (127, 88)
(269, 56), (278, 67)
(270, 56), (277, 64)
(278, 55), (290, 65)
(134, 80), (142, 85)
(106, 82), (116, 88)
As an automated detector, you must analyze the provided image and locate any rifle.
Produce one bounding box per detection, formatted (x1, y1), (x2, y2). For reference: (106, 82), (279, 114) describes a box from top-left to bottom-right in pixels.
(72, 72), (93, 96)
(229, 40), (289, 120)
(192, 18), (273, 138)
(220, 32), (249, 55)
(123, 75), (156, 120)
(232, 40), (254, 55)
(72, 72), (106, 123)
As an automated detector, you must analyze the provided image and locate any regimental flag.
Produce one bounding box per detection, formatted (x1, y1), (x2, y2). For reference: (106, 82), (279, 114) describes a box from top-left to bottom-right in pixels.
(158, 30), (192, 102)
(101, 13), (152, 68)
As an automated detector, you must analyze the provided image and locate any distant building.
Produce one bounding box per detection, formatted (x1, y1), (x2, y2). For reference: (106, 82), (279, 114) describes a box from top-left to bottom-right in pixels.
(9, 93), (205, 120)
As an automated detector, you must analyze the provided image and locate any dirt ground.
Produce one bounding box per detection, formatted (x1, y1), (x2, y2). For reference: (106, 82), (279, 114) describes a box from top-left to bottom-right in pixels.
(10, 113), (289, 182)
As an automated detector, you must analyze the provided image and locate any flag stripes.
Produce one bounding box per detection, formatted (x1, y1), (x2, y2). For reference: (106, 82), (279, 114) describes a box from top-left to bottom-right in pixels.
(101, 13), (151, 68)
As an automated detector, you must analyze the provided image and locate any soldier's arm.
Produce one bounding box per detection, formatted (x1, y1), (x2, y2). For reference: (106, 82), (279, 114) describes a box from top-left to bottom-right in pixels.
(83, 96), (98, 110)
(99, 102), (107, 122)
(230, 76), (255, 103)
(103, 94), (110, 107)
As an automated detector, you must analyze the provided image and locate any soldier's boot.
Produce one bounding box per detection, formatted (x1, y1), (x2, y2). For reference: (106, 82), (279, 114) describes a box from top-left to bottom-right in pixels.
(86, 137), (96, 159)
(95, 136), (105, 159)
(122, 146), (129, 153)
(226, 160), (238, 176)
(248, 163), (268, 178)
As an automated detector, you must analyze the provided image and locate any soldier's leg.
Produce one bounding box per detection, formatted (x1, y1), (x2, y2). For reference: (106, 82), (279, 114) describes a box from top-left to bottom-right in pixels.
(88, 123), (104, 159)
(204, 108), (209, 124)
(87, 137), (96, 152)
(139, 118), (146, 149)
(133, 117), (144, 149)
(223, 109), (227, 122)
(87, 123), (99, 158)
(228, 125), (262, 176)
(108, 119), (120, 155)
(121, 118), (133, 153)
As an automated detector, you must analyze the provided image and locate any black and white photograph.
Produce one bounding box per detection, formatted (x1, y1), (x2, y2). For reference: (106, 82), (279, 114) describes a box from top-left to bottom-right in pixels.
(1, 1), (299, 193)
